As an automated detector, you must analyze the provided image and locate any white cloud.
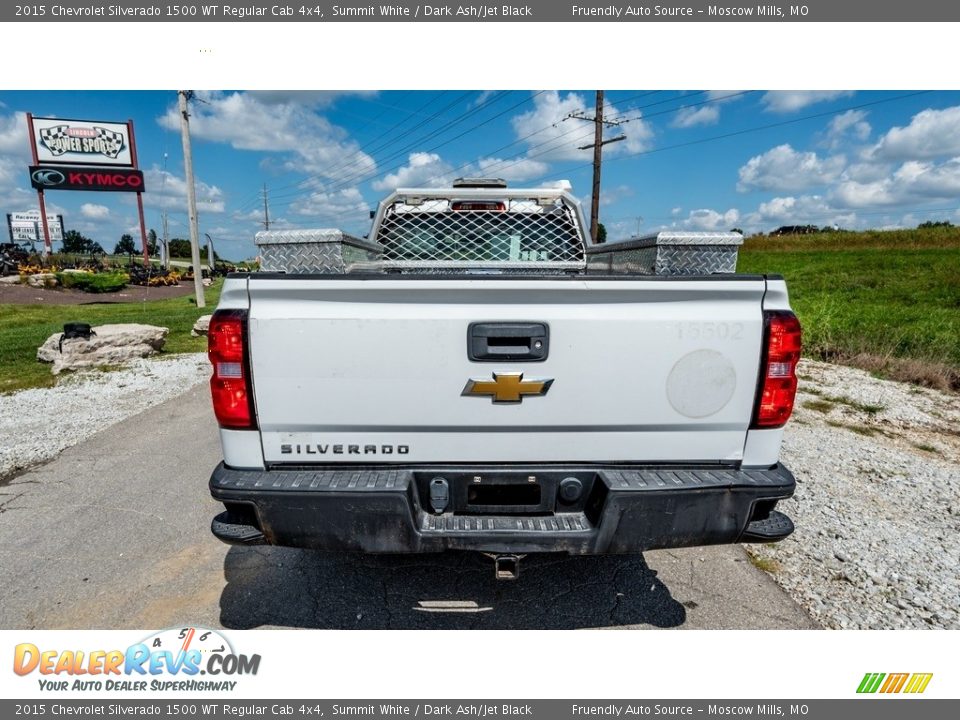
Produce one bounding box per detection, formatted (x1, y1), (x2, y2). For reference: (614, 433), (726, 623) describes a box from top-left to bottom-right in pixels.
(475, 156), (549, 182)
(824, 110), (871, 150)
(870, 105), (960, 160)
(372, 152), (453, 191)
(672, 105), (720, 128)
(510, 91), (652, 163)
(738, 144), (846, 192)
(600, 184), (634, 207)
(830, 157), (960, 208)
(682, 208), (740, 231)
(842, 161), (892, 183)
(0, 111), (29, 157)
(80, 203), (110, 219)
(582, 185), (634, 209)
(472, 91), (497, 108)
(0, 112), (33, 208)
(158, 92), (376, 181)
(0, 155), (20, 190)
(289, 186), (370, 224)
(742, 195), (857, 232)
(828, 110), (871, 140)
(761, 91), (854, 113)
(510, 91), (594, 162)
(671, 91), (745, 129)
(371, 151), (551, 191)
(142, 167), (225, 213)
(755, 195), (828, 221)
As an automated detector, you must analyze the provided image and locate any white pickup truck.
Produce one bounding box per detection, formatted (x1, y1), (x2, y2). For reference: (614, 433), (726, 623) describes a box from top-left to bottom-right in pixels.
(206, 179), (801, 579)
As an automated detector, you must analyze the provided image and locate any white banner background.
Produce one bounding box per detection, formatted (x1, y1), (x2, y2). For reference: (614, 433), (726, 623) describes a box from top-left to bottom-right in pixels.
(1, 629), (953, 699)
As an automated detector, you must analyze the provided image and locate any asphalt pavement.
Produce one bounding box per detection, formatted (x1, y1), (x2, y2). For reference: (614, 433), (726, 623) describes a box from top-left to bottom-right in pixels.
(0, 383), (818, 630)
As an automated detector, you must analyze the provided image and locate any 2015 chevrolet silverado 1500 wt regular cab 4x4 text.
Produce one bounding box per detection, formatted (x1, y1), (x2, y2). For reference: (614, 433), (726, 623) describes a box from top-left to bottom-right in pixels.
(206, 179), (801, 579)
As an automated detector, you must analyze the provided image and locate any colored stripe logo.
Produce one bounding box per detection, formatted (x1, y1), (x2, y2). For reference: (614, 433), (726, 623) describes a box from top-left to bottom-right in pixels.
(857, 672), (933, 694)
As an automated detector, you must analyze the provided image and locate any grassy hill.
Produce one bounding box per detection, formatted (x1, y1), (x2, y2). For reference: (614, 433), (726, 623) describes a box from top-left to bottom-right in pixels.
(738, 226), (960, 390)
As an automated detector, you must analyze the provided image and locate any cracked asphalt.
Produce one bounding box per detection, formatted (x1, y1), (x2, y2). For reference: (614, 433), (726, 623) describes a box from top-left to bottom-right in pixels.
(0, 384), (817, 630)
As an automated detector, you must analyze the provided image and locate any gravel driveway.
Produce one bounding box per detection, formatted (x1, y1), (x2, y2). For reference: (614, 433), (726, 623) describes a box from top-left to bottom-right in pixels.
(746, 359), (960, 629)
(2, 354), (957, 630)
(0, 353), (210, 480)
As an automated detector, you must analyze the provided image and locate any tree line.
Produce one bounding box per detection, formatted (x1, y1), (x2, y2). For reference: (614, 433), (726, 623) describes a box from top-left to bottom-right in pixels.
(59, 230), (218, 260)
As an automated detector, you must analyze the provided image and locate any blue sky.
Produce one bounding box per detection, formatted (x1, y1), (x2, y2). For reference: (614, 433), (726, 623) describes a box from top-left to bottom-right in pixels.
(2, 89), (959, 259)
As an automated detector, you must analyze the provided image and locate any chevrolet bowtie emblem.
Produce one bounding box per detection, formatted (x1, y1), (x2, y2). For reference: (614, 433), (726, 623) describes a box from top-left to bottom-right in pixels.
(462, 372), (553, 404)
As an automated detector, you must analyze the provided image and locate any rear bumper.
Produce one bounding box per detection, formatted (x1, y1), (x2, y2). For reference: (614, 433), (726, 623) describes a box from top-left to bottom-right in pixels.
(209, 462), (796, 554)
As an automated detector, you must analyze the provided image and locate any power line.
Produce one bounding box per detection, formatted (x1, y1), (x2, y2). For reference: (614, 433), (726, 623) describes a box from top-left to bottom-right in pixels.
(247, 91), (458, 203)
(268, 90), (694, 209)
(269, 91), (547, 211)
(232, 91), (722, 223)
(267, 91), (488, 201)
(528, 91), (933, 185)
(434, 91), (756, 186)
(258, 91), (457, 198)
(303, 91), (475, 187)
(252, 90), (719, 216)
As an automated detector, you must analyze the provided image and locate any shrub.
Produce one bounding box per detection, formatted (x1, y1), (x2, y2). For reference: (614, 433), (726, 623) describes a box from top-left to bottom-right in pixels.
(56, 271), (129, 293)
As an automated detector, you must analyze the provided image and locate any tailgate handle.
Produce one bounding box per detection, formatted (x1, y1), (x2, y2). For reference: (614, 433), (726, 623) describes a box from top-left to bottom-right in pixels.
(468, 322), (549, 362)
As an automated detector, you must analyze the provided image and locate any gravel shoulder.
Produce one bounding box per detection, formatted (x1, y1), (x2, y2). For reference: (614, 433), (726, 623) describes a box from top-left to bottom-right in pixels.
(0, 353), (210, 481)
(746, 359), (960, 629)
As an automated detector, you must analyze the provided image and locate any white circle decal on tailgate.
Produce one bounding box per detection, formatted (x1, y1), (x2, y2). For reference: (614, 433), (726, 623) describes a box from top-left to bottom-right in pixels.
(666, 349), (737, 418)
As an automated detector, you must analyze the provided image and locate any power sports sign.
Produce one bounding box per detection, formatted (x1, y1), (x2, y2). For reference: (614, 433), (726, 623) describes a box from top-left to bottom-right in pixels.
(29, 117), (133, 167)
(29, 166), (145, 192)
(26, 113), (148, 259)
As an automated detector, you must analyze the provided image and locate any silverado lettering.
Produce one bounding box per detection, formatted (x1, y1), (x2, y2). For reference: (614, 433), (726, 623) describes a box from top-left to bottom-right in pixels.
(280, 444), (410, 455)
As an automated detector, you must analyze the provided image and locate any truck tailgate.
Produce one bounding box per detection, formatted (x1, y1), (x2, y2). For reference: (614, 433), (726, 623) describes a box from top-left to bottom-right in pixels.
(246, 277), (767, 464)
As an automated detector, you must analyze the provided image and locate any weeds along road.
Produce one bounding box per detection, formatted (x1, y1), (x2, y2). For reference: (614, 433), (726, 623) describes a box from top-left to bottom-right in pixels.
(0, 382), (816, 630)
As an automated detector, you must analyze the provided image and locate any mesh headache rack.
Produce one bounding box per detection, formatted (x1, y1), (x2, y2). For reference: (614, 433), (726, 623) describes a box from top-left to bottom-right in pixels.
(370, 183), (588, 273)
(253, 181), (743, 276)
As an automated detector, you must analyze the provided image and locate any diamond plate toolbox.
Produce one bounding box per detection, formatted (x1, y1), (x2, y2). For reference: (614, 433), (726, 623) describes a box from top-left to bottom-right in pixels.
(585, 231), (743, 276)
(255, 229), (383, 273)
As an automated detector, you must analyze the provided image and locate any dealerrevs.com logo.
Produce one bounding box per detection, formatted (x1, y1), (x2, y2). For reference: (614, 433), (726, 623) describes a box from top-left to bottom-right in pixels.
(13, 627), (260, 693)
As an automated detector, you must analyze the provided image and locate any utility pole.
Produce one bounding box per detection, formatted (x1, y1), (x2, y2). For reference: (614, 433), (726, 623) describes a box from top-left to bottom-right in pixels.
(161, 211), (170, 271)
(262, 183), (271, 231)
(570, 91), (626, 244)
(178, 90), (205, 308)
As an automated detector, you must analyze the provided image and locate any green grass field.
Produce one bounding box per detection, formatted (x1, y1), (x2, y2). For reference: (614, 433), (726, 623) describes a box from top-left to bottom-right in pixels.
(739, 227), (960, 390)
(0, 281), (221, 394)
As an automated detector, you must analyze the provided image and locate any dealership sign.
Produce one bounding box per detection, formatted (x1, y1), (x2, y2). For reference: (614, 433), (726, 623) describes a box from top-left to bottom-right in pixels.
(29, 116), (133, 167)
(30, 165), (145, 193)
(7, 211), (64, 243)
(26, 112), (147, 258)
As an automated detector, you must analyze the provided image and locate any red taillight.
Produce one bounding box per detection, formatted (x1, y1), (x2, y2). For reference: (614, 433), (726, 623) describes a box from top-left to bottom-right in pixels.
(208, 309), (256, 429)
(752, 310), (802, 429)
